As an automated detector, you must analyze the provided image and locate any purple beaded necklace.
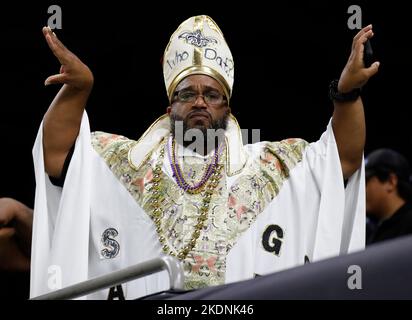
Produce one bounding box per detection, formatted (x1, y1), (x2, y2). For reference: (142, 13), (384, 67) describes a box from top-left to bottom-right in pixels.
(167, 136), (224, 193)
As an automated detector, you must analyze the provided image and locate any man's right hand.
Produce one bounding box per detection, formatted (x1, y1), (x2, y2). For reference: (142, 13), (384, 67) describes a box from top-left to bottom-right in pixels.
(42, 26), (94, 91)
(42, 27), (94, 178)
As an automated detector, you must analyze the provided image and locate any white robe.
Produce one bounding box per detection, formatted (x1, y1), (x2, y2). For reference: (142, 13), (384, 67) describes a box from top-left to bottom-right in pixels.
(30, 112), (365, 299)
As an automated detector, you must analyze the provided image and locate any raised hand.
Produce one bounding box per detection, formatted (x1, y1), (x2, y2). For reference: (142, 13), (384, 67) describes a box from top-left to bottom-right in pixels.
(338, 25), (380, 93)
(42, 26), (94, 91)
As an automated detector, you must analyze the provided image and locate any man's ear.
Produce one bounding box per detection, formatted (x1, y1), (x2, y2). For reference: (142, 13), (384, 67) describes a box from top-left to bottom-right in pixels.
(387, 173), (399, 192)
(166, 106), (172, 115)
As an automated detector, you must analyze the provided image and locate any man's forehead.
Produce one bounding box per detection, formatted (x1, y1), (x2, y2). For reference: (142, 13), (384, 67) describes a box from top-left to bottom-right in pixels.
(175, 74), (223, 92)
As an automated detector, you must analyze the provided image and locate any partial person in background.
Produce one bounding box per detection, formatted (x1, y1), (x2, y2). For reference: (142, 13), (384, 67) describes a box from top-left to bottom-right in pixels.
(0, 197), (32, 272)
(365, 149), (412, 244)
(0, 197), (32, 300)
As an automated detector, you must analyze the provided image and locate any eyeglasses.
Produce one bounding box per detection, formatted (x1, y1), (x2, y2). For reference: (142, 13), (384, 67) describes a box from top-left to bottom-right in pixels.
(173, 90), (226, 106)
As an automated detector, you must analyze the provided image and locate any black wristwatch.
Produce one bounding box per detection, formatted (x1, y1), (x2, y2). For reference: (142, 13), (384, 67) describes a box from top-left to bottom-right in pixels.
(328, 79), (361, 102)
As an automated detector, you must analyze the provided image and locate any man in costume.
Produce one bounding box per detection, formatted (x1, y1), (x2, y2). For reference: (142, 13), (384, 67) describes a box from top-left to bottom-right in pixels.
(31, 16), (379, 299)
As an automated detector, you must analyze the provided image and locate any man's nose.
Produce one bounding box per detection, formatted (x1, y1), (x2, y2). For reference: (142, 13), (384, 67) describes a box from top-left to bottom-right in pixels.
(192, 95), (208, 108)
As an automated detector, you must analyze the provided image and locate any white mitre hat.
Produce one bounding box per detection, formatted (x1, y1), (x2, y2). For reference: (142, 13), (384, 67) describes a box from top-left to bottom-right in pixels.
(163, 15), (234, 102)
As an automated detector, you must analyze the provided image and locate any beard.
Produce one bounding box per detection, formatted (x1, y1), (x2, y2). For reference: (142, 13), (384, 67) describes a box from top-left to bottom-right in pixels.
(170, 109), (229, 155)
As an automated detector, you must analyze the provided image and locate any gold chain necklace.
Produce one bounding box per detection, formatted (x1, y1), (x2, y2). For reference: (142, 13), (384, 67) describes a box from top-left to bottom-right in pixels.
(148, 140), (224, 260)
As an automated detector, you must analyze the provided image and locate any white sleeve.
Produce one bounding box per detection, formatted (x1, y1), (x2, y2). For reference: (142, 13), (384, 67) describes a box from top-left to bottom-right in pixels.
(30, 112), (92, 298)
(303, 118), (365, 261)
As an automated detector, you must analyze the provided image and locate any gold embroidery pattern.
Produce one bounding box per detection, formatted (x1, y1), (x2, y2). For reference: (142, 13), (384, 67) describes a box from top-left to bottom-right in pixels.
(91, 132), (308, 289)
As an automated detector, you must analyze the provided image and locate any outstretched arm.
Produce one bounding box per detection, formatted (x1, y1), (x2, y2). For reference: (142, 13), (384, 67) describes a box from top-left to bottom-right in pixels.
(42, 27), (94, 178)
(332, 25), (380, 179)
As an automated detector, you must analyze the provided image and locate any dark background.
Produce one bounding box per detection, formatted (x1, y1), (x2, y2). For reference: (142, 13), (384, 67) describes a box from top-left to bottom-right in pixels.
(0, 1), (410, 298)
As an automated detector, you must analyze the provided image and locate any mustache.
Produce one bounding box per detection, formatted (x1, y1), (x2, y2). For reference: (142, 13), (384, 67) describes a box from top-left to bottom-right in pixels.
(186, 110), (212, 121)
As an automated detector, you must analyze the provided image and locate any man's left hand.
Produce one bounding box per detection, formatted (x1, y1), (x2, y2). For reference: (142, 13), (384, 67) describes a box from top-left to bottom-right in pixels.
(338, 25), (380, 93)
